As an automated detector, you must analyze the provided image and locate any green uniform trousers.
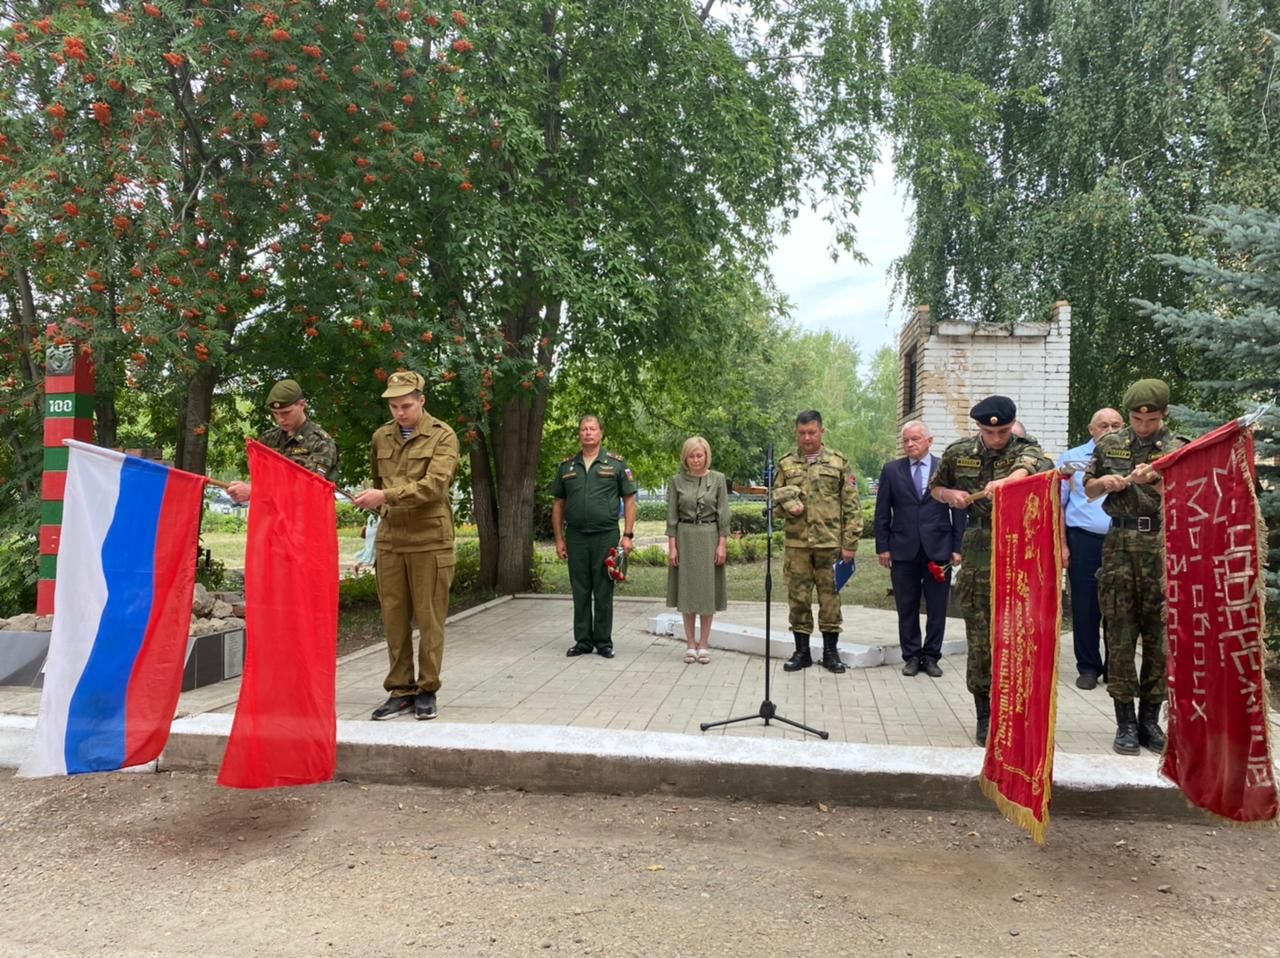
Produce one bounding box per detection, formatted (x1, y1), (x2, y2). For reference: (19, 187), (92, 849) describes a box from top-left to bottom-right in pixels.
(785, 546), (842, 635)
(567, 527), (619, 650)
(376, 550), (456, 696)
(954, 525), (992, 696)
(1097, 529), (1166, 704)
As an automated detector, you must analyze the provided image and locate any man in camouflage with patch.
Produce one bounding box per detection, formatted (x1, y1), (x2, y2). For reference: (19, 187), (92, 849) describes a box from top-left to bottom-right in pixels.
(1084, 378), (1185, 756)
(773, 410), (862, 674)
(930, 396), (1050, 746)
(227, 378), (339, 503)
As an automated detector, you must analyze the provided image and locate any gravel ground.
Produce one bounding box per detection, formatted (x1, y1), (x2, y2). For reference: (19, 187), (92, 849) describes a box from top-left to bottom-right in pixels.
(0, 770), (1277, 957)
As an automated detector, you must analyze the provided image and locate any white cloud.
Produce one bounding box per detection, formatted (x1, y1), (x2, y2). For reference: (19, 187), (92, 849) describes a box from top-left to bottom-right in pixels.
(767, 150), (912, 363)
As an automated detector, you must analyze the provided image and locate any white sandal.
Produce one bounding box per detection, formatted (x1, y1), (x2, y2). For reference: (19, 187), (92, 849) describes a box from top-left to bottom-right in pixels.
(684, 648), (698, 664)
(697, 648), (710, 664)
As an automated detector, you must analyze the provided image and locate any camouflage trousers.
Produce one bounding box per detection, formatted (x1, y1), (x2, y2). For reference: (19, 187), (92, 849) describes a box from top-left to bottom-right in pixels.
(1097, 529), (1166, 704)
(784, 547), (842, 635)
(953, 526), (991, 696)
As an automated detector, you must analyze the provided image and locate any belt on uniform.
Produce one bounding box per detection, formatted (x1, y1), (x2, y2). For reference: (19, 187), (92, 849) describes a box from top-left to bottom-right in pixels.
(1111, 515), (1161, 533)
(965, 515), (992, 530)
(680, 519), (718, 525)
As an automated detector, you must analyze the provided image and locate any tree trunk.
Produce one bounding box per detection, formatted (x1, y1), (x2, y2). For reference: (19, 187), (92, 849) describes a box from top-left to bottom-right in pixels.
(469, 433), (500, 589)
(177, 366), (216, 476)
(95, 387), (118, 450)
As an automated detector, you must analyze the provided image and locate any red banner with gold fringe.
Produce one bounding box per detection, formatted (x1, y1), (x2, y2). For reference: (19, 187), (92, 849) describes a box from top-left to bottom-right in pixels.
(1157, 421), (1277, 823)
(980, 470), (1063, 844)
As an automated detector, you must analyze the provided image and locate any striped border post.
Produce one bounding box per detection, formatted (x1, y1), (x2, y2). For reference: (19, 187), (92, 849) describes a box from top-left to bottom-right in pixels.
(38, 328), (95, 616)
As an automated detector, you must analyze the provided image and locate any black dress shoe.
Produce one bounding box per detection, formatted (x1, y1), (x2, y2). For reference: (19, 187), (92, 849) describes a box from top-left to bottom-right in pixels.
(1075, 671), (1098, 690)
(921, 659), (943, 678)
(901, 657), (921, 677)
(414, 691), (438, 720)
(596, 645), (615, 658)
(371, 695), (413, 721)
(566, 644), (593, 657)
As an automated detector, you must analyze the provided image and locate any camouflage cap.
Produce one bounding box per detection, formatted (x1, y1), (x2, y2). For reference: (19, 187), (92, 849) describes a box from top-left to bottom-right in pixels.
(773, 484), (805, 516)
(381, 369), (425, 399)
(969, 395), (1016, 427)
(266, 379), (303, 409)
(1122, 378), (1170, 414)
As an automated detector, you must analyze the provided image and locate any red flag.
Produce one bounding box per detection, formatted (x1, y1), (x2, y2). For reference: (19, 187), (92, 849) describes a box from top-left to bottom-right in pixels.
(1158, 421), (1277, 823)
(218, 440), (338, 789)
(980, 471), (1063, 844)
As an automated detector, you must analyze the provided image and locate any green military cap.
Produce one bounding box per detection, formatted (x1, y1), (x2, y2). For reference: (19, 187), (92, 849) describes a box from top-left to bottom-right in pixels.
(266, 379), (303, 409)
(969, 395), (1016, 427)
(381, 369), (425, 399)
(1122, 378), (1170, 414)
(773, 484), (805, 516)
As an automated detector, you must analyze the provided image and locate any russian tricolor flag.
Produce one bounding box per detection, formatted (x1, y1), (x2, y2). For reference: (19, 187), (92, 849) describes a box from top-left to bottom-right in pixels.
(19, 441), (206, 777)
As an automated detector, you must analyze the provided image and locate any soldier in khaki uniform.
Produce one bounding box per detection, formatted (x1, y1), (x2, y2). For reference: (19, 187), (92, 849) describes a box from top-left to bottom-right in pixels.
(352, 371), (459, 721)
(552, 414), (638, 658)
(1084, 379), (1185, 756)
(226, 378), (338, 502)
(930, 396), (1049, 746)
(773, 410), (862, 674)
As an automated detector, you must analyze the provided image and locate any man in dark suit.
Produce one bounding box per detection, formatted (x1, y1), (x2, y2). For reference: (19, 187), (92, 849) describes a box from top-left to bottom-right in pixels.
(874, 420), (964, 678)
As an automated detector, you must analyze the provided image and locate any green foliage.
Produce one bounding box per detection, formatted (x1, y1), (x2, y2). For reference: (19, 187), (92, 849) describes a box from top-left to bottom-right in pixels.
(338, 571), (380, 610)
(0, 533), (38, 619)
(1141, 203), (1280, 648)
(888, 1), (1280, 438)
(334, 502), (367, 530)
(200, 509), (247, 534)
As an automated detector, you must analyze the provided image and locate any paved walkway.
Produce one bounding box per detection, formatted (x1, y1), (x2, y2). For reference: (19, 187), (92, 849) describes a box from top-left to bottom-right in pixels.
(0, 595), (1123, 751)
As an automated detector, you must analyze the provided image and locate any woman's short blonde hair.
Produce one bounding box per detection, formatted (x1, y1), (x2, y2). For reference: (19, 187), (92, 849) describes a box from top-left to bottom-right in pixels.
(681, 435), (712, 470)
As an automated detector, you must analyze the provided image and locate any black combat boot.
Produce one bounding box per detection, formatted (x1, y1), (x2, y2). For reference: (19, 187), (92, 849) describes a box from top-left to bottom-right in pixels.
(1113, 700), (1140, 755)
(974, 692), (991, 747)
(783, 632), (812, 671)
(1137, 700), (1166, 753)
(820, 633), (847, 674)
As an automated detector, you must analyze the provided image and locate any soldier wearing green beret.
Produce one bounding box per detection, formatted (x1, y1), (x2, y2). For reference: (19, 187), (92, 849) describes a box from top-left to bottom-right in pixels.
(226, 378), (339, 503)
(552, 414), (638, 659)
(772, 410), (862, 674)
(930, 395), (1051, 746)
(1084, 378), (1186, 756)
(353, 370), (460, 721)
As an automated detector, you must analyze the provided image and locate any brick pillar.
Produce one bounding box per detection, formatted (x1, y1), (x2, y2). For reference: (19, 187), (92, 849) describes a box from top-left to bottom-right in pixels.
(37, 328), (95, 616)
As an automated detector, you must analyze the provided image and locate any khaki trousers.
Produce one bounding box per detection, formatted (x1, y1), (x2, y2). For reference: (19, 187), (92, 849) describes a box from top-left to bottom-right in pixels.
(376, 550), (456, 696)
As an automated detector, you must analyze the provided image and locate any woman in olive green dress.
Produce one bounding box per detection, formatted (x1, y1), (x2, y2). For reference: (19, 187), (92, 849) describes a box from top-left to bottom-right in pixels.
(666, 436), (729, 663)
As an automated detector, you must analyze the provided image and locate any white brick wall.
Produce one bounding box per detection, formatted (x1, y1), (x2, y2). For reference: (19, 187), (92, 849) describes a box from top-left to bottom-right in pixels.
(898, 303), (1071, 459)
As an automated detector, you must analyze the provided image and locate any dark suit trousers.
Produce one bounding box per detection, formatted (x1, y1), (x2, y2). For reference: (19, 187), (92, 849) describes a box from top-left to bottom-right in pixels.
(1066, 526), (1106, 677)
(891, 547), (949, 663)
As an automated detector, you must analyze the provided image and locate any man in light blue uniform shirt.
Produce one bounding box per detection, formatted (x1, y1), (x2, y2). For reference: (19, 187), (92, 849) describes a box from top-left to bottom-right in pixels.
(1057, 407), (1125, 689)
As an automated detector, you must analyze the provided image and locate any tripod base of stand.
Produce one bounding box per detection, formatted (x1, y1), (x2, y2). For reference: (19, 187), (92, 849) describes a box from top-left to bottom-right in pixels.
(700, 699), (829, 739)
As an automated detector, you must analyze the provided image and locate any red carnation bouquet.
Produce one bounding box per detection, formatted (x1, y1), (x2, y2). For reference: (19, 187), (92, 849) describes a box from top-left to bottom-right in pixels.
(605, 542), (628, 582)
(927, 561), (952, 583)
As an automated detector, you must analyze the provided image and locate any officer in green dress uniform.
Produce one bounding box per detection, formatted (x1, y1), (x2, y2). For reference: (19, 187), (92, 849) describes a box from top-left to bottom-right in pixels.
(1084, 378), (1185, 755)
(552, 415), (638, 658)
(226, 378), (339, 502)
(772, 410), (862, 674)
(930, 396), (1050, 746)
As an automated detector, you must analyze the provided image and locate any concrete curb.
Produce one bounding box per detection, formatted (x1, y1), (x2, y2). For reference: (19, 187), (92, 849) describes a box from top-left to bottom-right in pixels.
(150, 714), (1206, 821)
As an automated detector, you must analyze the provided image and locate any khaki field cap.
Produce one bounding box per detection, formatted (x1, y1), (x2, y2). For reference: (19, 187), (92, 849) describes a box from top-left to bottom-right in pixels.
(381, 370), (425, 399)
(1122, 378), (1170, 414)
(266, 379), (303, 409)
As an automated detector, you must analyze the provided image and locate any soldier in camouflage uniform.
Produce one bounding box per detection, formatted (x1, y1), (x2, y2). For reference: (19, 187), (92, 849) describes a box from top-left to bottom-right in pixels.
(773, 410), (862, 674)
(226, 379), (339, 502)
(930, 396), (1049, 746)
(1084, 379), (1185, 756)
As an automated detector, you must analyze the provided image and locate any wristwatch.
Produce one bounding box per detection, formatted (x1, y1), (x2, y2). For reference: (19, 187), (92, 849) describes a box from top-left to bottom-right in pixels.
(623, 532), (635, 539)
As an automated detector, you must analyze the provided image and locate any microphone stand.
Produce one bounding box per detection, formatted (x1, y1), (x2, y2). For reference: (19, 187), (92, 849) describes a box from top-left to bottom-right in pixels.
(701, 442), (828, 740)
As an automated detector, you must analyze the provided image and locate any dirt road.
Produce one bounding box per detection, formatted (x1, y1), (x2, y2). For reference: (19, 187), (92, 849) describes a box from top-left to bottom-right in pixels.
(0, 771), (1275, 957)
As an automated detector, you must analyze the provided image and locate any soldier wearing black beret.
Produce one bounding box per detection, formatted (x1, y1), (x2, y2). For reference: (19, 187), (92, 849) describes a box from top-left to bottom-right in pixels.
(929, 395), (1051, 746)
(1084, 378), (1186, 756)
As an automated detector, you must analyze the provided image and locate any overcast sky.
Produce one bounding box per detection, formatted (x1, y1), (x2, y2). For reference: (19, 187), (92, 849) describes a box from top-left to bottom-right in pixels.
(767, 154), (911, 371)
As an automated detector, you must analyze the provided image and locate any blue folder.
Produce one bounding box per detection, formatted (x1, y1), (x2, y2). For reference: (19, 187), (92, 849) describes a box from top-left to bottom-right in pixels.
(833, 557), (856, 592)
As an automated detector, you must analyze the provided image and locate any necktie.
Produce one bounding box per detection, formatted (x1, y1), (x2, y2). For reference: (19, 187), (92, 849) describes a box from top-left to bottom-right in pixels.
(914, 459), (927, 498)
